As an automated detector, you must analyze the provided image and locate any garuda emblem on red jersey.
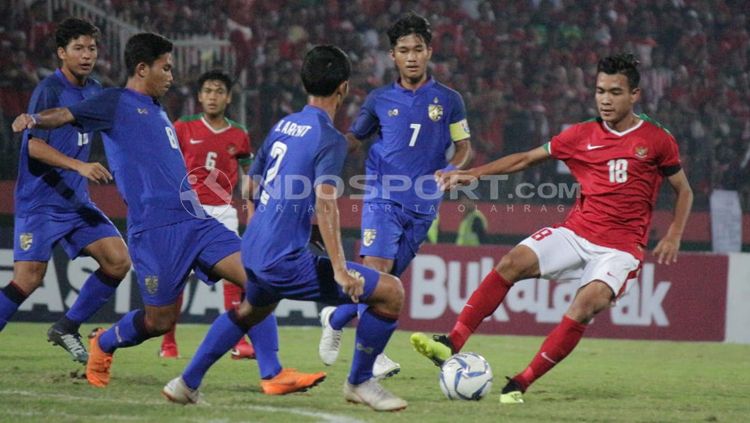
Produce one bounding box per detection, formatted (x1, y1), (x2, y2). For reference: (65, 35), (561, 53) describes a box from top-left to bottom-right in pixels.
(634, 146), (648, 159)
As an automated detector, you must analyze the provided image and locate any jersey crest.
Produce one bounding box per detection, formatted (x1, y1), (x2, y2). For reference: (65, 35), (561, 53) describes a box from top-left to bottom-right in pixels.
(363, 228), (377, 247)
(145, 275), (159, 295)
(428, 102), (443, 122)
(19, 233), (33, 251)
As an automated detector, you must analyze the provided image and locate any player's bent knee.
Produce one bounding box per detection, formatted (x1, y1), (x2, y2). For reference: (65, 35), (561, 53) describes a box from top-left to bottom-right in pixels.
(145, 317), (177, 336)
(496, 246), (539, 282)
(567, 282), (612, 323)
(373, 274), (404, 314)
(104, 256), (132, 280)
(13, 262), (47, 291)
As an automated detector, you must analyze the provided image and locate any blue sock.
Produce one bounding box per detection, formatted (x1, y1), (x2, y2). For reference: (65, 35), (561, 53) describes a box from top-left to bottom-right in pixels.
(248, 313), (282, 379)
(330, 303), (358, 330)
(182, 310), (247, 390)
(348, 308), (397, 385)
(98, 309), (151, 353)
(0, 282), (28, 332)
(65, 269), (120, 326)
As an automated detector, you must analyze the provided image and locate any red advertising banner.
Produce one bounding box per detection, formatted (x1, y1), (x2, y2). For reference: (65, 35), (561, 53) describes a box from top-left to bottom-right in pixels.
(399, 244), (728, 342)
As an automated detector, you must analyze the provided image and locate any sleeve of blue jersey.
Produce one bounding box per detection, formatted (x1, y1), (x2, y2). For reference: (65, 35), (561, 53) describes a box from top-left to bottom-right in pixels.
(27, 81), (61, 141)
(67, 88), (121, 133)
(313, 132), (347, 187)
(349, 91), (379, 140)
(449, 90), (468, 123)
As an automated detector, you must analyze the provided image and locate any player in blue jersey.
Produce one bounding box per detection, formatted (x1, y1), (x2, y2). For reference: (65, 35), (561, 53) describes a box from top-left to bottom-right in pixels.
(12, 33), (324, 394)
(0, 18), (130, 365)
(162, 45), (408, 411)
(318, 13), (473, 377)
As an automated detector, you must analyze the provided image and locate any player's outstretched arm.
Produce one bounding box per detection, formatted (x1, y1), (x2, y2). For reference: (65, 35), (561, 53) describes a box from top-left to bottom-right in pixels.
(449, 139), (472, 169)
(314, 183), (364, 302)
(27, 138), (112, 184)
(653, 169), (693, 265)
(12, 108), (76, 132)
(437, 145), (550, 191)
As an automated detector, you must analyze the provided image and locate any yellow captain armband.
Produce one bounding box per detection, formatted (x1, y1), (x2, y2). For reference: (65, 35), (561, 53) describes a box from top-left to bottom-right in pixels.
(449, 119), (471, 142)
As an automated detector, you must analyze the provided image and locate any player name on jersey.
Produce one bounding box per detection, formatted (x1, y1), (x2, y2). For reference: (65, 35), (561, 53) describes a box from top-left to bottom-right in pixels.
(275, 119), (312, 137)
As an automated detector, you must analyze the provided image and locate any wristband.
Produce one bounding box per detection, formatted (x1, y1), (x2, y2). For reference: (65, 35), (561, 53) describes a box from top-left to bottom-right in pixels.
(29, 113), (41, 125)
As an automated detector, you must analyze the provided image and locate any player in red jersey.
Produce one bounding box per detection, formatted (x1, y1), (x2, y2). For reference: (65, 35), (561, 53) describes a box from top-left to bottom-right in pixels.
(159, 70), (255, 359)
(410, 54), (694, 403)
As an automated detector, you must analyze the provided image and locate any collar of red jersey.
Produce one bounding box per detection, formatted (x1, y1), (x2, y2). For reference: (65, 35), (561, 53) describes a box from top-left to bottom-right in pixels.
(602, 115), (644, 137)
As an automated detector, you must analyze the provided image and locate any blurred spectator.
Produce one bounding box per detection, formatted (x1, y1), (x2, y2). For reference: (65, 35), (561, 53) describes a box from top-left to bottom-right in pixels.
(1, 0), (748, 210)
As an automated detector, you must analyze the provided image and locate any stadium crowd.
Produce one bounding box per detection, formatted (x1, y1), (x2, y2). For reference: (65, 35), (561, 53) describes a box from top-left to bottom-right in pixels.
(1, 0), (748, 209)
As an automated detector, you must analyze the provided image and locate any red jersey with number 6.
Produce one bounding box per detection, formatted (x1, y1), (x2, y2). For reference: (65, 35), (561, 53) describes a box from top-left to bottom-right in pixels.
(174, 114), (251, 206)
(546, 114), (681, 260)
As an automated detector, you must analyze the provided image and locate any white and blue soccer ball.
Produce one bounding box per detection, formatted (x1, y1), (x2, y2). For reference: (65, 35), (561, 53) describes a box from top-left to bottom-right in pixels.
(439, 352), (493, 400)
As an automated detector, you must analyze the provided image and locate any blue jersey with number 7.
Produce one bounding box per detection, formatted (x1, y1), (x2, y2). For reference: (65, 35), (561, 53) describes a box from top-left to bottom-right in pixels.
(350, 77), (470, 216)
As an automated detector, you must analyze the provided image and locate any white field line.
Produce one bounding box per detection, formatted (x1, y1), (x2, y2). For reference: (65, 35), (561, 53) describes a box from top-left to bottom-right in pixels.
(0, 389), (366, 423)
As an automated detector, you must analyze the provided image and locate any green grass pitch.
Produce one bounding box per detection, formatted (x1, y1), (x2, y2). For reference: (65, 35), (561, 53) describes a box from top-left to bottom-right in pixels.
(1, 323), (748, 422)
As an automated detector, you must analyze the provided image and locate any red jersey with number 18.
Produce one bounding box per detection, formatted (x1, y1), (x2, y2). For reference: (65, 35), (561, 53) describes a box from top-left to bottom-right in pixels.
(174, 114), (251, 206)
(546, 114), (681, 260)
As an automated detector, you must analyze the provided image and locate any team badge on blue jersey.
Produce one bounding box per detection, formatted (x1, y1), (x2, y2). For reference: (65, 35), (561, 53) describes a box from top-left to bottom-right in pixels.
(145, 275), (159, 295)
(363, 229), (377, 247)
(388, 108), (399, 117)
(19, 233), (33, 251)
(428, 103), (443, 122)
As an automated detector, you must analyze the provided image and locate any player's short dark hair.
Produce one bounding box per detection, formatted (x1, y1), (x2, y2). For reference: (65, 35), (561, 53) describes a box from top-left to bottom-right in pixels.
(301, 45), (351, 97)
(387, 13), (432, 47)
(198, 70), (233, 93)
(597, 53), (641, 90)
(124, 33), (173, 76)
(55, 17), (100, 49)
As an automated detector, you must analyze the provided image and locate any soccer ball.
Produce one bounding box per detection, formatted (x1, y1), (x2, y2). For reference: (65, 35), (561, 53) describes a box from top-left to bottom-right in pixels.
(439, 352), (493, 400)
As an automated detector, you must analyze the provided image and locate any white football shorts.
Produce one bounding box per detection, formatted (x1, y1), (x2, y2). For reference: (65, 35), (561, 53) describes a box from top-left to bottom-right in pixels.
(201, 204), (239, 235)
(519, 226), (640, 298)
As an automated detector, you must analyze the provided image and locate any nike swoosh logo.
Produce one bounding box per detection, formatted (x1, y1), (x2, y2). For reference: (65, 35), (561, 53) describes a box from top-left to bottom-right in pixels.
(587, 144), (606, 150)
(541, 352), (557, 364)
(189, 139), (204, 144)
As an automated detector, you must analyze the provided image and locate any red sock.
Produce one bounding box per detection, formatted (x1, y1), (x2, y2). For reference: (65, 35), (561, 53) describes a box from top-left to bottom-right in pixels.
(449, 269), (511, 351)
(514, 315), (587, 391)
(161, 293), (183, 346)
(223, 282), (250, 345)
(223, 281), (244, 312)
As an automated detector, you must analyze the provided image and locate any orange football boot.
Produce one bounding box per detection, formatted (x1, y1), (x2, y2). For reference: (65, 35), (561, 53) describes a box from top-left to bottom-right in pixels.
(260, 368), (326, 395)
(86, 328), (113, 388)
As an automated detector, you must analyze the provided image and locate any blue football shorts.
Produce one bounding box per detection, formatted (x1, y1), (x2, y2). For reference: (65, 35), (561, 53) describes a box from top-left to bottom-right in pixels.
(13, 205), (121, 262)
(359, 201), (433, 276)
(244, 251), (381, 308)
(129, 217), (240, 306)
